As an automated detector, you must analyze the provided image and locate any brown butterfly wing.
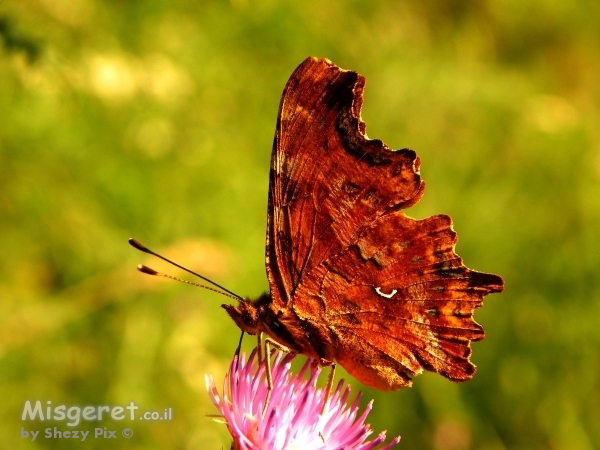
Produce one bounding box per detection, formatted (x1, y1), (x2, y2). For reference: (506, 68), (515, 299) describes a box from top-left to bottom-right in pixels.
(266, 57), (424, 308)
(266, 56), (504, 390)
(300, 212), (504, 390)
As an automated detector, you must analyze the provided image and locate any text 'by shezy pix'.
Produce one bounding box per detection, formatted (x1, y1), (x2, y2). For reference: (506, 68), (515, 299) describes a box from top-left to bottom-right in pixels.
(20, 426), (134, 442)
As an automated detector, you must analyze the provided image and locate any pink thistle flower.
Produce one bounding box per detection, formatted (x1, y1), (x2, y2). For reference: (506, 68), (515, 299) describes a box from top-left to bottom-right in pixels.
(205, 349), (401, 450)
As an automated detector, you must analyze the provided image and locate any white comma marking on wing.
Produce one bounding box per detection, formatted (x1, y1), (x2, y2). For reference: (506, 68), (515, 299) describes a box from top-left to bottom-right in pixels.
(374, 286), (397, 299)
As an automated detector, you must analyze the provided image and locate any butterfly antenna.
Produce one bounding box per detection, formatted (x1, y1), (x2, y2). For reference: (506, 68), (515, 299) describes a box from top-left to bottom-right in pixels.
(129, 238), (243, 300)
(137, 264), (241, 302)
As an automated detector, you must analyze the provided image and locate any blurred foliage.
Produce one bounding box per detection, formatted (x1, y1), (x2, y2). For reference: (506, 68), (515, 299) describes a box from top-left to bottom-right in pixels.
(1, 0), (599, 449)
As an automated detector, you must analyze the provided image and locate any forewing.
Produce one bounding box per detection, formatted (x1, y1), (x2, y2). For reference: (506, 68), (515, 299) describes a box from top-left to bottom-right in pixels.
(296, 211), (504, 390)
(266, 57), (424, 306)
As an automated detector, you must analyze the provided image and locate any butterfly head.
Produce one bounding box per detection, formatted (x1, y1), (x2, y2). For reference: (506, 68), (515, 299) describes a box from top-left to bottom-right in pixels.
(221, 293), (270, 336)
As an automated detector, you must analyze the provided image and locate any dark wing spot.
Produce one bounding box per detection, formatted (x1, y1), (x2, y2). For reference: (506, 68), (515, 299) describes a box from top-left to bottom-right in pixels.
(400, 240), (412, 249)
(426, 308), (439, 317)
(443, 269), (463, 278)
(343, 181), (360, 194)
(343, 300), (361, 312)
(436, 264), (463, 278)
(453, 309), (471, 318)
(392, 162), (405, 177)
(363, 151), (393, 166)
(364, 188), (376, 200)
(343, 314), (361, 325)
(363, 188), (382, 206)
(440, 261), (452, 271)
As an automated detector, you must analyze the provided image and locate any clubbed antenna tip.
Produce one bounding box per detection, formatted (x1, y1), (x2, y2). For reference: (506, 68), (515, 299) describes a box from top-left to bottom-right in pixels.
(128, 238), (150, 253)
(137, 264), (158, 275)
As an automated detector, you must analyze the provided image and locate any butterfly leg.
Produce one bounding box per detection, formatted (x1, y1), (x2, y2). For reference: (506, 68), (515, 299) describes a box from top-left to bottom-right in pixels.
(321, 361), (336, 415)
(264, 336), (293, 389)
(259, 332), (294, 415)
(257, 332), (284, 364)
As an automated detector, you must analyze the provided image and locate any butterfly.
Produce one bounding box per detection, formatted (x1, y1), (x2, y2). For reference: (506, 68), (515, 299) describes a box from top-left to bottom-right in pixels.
(221, 56), (504, 391)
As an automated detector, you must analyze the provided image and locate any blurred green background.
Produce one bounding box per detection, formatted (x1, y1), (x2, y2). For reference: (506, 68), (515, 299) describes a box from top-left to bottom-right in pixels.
(1, 0), (599, 449)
